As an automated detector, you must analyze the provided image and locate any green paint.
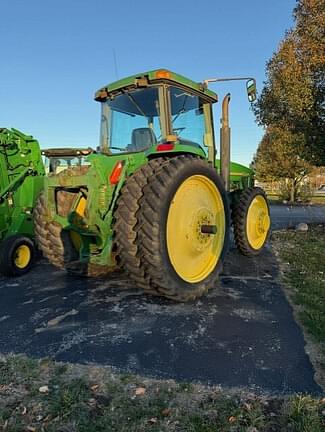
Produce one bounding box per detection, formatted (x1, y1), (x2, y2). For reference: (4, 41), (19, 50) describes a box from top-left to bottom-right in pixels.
(43, 70), (256, 270)
(0, 128), (45, 242)
(215, 159), (254, 189)
(95, 69), (218, 101)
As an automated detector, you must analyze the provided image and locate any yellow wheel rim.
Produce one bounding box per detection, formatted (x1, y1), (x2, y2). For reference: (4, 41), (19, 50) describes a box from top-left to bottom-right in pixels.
(14, 245), (31, 269)
(166, 175), (226, 283)
(246, 195), (270, 250)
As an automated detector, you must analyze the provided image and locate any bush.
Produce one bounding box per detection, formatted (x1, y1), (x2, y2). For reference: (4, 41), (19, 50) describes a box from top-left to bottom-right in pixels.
(298, 182), (313, 202)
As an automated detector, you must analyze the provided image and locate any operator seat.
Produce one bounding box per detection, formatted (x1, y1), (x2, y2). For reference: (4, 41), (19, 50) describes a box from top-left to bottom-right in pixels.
(130, 128), (157, 151)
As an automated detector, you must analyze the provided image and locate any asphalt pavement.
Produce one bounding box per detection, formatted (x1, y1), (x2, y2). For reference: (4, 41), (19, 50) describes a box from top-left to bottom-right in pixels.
(0, 204), (324, 394)
(270, 203), (325, 229)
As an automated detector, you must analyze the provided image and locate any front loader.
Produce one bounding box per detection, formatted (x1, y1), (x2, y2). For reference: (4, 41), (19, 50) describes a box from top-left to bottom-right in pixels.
(34, 69), (271, 301)
(0, 127), (94, 277)
(0, 128), (45, 276)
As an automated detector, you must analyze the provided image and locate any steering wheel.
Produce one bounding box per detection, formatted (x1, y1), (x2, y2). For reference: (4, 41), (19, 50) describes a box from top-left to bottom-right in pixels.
(173, 127), (186, 133)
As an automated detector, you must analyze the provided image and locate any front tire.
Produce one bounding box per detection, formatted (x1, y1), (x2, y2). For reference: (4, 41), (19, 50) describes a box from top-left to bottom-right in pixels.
(0, 235), (35, 276)
(232, 187), (271, 256)
(137, 155), (230, 301)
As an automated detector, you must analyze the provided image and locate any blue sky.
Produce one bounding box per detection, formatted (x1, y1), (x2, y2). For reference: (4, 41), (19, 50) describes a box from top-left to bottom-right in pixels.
(0, 0), (296, 166)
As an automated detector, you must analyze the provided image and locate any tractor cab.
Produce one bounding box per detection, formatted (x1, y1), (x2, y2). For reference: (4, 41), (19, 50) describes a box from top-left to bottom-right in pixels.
(41, 148), (94, 175)
(95, 69), (218, 162)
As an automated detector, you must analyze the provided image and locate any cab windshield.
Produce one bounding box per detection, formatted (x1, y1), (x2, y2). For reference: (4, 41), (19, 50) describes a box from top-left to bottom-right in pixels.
(99, 85), (210, 154)
(170, 86), (205, 148)
(43, 156), (90, 175)
(100, 87), (162, 153)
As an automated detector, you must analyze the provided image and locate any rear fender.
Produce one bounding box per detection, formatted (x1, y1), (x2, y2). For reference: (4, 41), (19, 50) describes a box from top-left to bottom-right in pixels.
(146, 143), (206, 160)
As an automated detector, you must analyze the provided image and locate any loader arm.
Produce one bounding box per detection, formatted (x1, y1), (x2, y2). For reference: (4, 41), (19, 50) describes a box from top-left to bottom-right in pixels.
(0, 168), (34, 202)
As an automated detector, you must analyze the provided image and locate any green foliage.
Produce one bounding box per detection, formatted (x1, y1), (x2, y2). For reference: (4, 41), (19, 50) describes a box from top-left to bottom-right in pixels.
(253, 126), (312, 201)
(254, 0), (325, 166)
(278, 180), (313, 203)
(298, 182), (313, 202)
(282, 395), (325, 432)
(46, 378), (91, 419)
(0, 355), (39, 386)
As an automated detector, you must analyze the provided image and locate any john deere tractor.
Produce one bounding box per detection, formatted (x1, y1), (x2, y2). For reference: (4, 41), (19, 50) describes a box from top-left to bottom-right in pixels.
(0, 127), (94, 277)
(0, 128), (45, 276)
(34, 69), (270, 301)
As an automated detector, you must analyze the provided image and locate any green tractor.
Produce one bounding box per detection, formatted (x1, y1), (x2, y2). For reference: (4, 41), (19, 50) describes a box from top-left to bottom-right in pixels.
(34, 69), (270, 301)
(0, 127), (94, 277)
(0, 128), (45, 276)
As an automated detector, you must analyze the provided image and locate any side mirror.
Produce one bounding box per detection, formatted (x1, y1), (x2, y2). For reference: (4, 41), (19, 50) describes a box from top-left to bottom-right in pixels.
(246, 79), (257, 102)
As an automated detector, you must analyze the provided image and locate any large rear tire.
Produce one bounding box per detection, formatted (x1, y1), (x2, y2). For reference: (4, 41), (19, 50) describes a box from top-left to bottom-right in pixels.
(33, 167), (108, 277)
(113, 158), (167, 289)
(232, 187), (271, 256)
(137, 155), (230, 301)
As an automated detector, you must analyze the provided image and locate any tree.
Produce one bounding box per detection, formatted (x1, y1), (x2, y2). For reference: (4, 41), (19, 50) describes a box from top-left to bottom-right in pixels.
(254, 0), (325, 166)
(294, 0), (325, 164)
(254, 126), (312, 202)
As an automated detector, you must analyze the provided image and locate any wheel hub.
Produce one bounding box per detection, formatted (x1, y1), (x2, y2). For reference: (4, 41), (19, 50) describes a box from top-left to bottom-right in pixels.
(246, 195), (271, 250)
(188, 208), (215, 252)
(14, 245), (31, 269)
(166, 174), (226, 283)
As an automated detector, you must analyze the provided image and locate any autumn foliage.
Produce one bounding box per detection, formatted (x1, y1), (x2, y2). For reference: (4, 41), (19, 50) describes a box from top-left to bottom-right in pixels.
(254, 0), (325, 192)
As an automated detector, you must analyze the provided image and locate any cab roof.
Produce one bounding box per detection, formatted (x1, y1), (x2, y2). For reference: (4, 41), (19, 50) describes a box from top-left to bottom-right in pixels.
(95, 69), (218, 102)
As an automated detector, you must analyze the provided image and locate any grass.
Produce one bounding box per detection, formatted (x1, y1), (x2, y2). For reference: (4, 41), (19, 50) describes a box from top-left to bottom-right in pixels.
(272, 223), (325, 393)
(272, 225), (325, 344)
(267, 193), (325, 205)
(0, 355), (324, 431)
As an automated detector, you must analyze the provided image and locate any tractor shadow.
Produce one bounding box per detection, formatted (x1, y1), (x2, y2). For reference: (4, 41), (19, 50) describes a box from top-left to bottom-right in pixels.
(0, 242), (322, 395)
